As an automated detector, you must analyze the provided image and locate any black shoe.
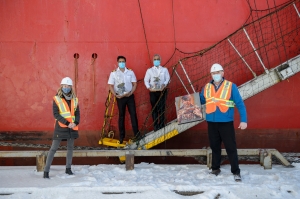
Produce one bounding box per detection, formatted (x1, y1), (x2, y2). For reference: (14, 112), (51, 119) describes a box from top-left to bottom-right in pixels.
(119, 137), (124, 144)
(209, 169), (221, 176)
(65, 168), (74, 175)
(43, 171), (49, 179)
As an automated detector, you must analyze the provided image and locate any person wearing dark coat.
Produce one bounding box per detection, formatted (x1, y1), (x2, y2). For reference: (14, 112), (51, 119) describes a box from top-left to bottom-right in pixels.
(43, 77), (80, 179)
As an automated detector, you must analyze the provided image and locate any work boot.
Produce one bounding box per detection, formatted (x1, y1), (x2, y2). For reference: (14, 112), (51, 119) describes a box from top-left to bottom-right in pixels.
(43, 172), (49, 179)
(209, 169), (221, 176)
(65, 168), (74, 175)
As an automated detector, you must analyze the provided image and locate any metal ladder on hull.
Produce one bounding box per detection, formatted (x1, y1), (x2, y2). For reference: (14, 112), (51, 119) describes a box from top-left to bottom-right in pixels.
(124, 54), (300, 151)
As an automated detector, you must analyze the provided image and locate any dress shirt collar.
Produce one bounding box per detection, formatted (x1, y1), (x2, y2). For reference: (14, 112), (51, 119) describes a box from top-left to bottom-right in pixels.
(152, 65), (162, 69)
(210, 78), (224, 91)
(117, 67), (128, 73)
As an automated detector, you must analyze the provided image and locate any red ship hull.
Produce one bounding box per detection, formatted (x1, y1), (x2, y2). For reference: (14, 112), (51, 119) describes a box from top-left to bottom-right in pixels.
(0, 0), (300, 166)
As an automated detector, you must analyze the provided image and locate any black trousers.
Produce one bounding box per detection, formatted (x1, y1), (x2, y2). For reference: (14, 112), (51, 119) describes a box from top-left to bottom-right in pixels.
(116, 94), (139, 139)
(149, 90), (167, 131)
(207, 121), (240, 174)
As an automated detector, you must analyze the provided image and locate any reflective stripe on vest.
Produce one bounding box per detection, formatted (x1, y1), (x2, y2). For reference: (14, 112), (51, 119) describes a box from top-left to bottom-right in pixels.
(53, 96), (78, 130)
(204, 80), (235, 114)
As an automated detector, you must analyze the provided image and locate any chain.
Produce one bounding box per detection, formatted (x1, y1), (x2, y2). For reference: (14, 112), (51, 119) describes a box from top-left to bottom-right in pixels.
(194, 153), (300, 164)
(273, 154), (300, 164)
(225, 155), (300, 164)
(0, 142), (118, 150)
(1, 141), (299, 164)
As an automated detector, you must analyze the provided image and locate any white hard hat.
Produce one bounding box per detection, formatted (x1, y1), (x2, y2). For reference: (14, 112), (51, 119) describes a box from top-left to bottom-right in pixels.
(61, 77), (73, 86)
(210, 63), (224, 73)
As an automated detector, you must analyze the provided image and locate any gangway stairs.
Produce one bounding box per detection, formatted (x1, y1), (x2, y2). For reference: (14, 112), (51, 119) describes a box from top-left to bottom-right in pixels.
(123, 55), (300, 154)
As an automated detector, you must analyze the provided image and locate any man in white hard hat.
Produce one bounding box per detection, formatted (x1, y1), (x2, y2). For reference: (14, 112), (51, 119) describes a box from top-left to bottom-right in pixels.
(200, 63), (247, 182)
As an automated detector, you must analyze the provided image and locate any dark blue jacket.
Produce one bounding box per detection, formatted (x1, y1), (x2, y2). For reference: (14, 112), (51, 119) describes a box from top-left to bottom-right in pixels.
(200, 79), (247, 123)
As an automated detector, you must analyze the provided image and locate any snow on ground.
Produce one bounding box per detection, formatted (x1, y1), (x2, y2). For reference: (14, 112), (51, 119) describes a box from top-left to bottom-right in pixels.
(0, 163), (299, 199)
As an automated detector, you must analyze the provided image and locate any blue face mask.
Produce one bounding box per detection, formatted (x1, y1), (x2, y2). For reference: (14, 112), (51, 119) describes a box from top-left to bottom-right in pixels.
(153, 60), (160, 67)
(118, 62), (126, 68)
(212, 74), (222, 82)
(62, 87), (71, 94)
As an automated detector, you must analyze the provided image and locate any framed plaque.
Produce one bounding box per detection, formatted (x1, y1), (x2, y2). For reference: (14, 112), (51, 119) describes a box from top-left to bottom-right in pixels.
(175, 93), (203, 125)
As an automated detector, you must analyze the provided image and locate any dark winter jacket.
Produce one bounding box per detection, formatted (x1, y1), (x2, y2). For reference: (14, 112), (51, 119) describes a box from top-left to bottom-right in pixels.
(52, 96), (80, 140)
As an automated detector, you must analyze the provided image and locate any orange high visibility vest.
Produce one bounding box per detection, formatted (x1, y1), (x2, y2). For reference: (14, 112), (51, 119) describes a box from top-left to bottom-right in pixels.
(204, 80), (235, 114)
(53, 96), (79, 130)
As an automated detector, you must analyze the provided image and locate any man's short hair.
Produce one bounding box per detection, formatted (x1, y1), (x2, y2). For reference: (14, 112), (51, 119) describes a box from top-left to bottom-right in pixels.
(182, 95), (191, 101)
(117, 56), (126, 62)
(153, 54), (161, 60)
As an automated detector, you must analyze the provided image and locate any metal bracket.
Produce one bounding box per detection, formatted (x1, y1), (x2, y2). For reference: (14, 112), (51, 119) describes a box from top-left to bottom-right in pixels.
(259, 149), (272, 169)
(275, 63), (295, 80)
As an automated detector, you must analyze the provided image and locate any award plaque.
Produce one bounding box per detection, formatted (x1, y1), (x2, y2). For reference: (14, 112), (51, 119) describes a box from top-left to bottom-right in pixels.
(175, 93), (203, 125)
(151, 77), (162, 91)
(117, 83), (127, 96)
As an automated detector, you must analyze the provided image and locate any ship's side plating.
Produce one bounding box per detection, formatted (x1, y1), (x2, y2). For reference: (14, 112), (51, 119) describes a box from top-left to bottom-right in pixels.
(0, 0), (299, 165)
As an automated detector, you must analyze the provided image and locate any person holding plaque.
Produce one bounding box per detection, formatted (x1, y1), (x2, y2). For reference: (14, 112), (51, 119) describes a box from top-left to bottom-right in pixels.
(144, 54), (170, 131)
(108, 56), (139, 144)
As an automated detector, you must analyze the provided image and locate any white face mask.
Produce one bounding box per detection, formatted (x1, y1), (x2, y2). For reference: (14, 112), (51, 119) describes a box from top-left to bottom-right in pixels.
(212, 74), (222, 82)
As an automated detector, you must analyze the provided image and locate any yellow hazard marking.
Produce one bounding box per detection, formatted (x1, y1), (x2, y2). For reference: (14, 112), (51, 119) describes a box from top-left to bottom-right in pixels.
(144, 129), (179, 149)
(98, 137), (131, 148)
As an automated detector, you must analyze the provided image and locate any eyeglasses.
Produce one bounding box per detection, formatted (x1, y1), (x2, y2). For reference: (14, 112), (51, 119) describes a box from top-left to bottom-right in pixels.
(118, 61), (125, 63)
(153, 59), (160, 61)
